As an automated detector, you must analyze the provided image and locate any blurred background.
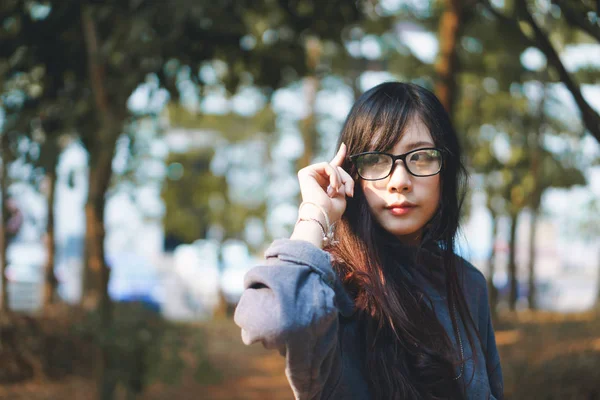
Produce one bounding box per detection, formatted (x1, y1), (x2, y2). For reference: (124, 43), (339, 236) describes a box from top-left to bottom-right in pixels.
(0, 0), (599, 399)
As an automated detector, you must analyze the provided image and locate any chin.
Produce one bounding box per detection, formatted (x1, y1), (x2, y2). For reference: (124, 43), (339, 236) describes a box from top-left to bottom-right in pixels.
(382, 224), (421, 239)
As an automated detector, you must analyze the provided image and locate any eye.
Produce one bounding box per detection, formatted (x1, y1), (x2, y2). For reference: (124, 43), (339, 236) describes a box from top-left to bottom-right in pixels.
(409, 150), (438, 162)
(362, 154), (386, 165)
(355, 153), (393, 179)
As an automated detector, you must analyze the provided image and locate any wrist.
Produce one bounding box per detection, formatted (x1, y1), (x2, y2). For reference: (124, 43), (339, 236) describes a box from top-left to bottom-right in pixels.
(298, 201), (335, 231)
(298, 206), (327, 226)
(290, 219), (325, 249)
(293, 201), (338, 248)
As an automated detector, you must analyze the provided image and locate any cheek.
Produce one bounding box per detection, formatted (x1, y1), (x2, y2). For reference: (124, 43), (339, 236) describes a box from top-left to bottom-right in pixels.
(359, 183), (372, 209)
(360, 179), (388, 194)
(360, 180), (389, 210)
(433, 176), (441, 198)
(426, 176), (441, 210)
(412, 175), (441, 213)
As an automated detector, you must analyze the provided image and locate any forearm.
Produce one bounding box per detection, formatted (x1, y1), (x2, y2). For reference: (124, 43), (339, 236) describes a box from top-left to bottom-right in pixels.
(290, 203), (329, 249)
(290, 220), (325, 249)
(234, 239), (355, 398)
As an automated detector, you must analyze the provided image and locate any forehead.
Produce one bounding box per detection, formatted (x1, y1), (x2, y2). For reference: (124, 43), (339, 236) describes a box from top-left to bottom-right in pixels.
(370, 118), (434, 153)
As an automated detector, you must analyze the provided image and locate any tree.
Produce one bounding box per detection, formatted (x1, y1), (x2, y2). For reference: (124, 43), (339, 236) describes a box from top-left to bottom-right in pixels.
(447, 0), (594, 311)
(0, 130), (13, 313)
(480, 0), (600, 143)
(0, 1), (90, 315)
(77, 0), (364, 318)
(35, 121), (65, 309)
(3, 0), (367, 397)
(435, 0), (479, 115)
(0, 66), (48, 314)
(581, 199), (600, 309)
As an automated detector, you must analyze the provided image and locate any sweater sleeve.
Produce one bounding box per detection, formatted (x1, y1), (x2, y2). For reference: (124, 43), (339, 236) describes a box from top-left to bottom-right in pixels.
(477, 283), (504, 400)
(233, 238), (355, 400)
(485, 312), (504, 399)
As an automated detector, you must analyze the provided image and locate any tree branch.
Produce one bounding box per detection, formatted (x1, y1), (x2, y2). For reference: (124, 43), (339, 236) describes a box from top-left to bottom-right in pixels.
(481, 0), (600, 143)
(480, 0), (537, 45)
(517, 0), (600, 143)
(552, 0), (600, 43)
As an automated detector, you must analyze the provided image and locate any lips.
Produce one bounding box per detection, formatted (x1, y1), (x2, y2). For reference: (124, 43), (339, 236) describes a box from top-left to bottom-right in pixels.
(386, 201), (416, 209)
(386, 202), (417, 216)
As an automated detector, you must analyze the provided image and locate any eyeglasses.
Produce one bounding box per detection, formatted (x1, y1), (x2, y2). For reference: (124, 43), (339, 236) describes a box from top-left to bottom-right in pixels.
(349, 148), (443, 180)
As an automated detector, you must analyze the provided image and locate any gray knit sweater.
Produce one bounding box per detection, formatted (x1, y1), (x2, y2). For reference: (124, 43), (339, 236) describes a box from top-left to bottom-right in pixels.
(234, 239), (504, 399)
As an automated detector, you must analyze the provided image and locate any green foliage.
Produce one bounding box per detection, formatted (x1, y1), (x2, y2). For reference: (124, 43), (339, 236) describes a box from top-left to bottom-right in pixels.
(73, 302), (221, 397)
(162, 148), (224, 243)
(168, 104), (277, 142)
(0, 0), (365, 178)
(565, 196), (600, 244)
(161, 142), (269, 245)
(452, 9), (589, 217)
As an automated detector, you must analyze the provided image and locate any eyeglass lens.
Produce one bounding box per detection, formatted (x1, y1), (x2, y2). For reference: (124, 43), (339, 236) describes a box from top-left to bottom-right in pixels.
(356, 149), (441, 179)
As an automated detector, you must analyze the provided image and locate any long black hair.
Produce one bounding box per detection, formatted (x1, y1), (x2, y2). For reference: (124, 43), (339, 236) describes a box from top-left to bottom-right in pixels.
(327, 82), (483, 399)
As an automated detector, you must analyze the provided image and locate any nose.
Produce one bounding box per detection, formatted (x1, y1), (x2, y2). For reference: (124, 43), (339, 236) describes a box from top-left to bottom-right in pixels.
(387, 160), (413, 192)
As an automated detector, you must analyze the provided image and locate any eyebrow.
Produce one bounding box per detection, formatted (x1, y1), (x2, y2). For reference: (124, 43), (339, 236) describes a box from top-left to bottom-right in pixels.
(403, 141), (436, 152)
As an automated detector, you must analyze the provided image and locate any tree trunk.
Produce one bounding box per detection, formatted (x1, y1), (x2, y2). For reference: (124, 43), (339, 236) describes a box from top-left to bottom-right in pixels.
(84, 161), (114, 324)
(526, 84), (545, 311)
(527, 206), (539, 310)
(487, 211), (498, 319)
(507, 212), (519, 311)
(350, 56), (365, 101)
(81, 6), (122, 400)
(85, 154), (120, 400)
(43, 163), (58, 309)
(214, 244), (228, 319)
(435, 0), (463, 117)
(595, 247), (600, 310)
(214, 177), (229, 319)
(297, 79), (319, 171)
(0, 136), (9, 313)
(80, 3), (120, 323)
(297, 37), (320, 171)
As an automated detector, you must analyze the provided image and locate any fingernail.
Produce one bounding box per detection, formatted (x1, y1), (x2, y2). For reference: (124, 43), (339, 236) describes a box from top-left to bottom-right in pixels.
(327, 186), (334, 197)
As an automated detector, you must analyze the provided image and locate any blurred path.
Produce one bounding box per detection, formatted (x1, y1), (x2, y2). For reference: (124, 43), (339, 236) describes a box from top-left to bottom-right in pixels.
(1, 313), (600, 399)
(0, 318), (290, 400)
(143, 318), (291, 400)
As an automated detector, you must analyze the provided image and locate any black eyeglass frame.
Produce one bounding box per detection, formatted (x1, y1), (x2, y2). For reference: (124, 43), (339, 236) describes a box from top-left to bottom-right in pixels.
(348, 147), (444, 181)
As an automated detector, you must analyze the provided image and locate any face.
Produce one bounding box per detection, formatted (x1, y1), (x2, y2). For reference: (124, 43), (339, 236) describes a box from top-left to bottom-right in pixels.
(359, 118), (441, 245)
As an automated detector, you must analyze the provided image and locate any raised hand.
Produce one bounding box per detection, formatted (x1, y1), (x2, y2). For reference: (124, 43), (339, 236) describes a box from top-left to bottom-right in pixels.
(295, 143), (355, 234)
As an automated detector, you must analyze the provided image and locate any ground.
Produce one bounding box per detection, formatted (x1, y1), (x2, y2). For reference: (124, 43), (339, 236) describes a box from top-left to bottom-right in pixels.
(1, 310), (600, 399)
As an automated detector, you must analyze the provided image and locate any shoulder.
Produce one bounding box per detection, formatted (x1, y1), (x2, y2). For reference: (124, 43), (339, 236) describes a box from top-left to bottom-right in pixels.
(453, 255), (490, 313)
(455, 256), (487, 290)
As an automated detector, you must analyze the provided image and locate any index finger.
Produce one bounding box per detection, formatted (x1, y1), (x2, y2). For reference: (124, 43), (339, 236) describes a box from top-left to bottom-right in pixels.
(330, 142), (346, 167)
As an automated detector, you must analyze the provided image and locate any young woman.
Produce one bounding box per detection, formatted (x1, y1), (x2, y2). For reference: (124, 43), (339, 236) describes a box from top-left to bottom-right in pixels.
(234, 82), (503, 399)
